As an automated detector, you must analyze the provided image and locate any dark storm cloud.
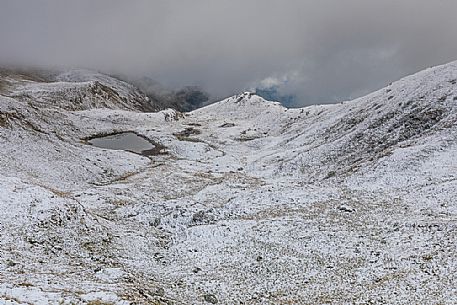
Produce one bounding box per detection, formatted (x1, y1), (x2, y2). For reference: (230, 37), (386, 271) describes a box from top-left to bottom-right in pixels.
(1, 0), (456, 105)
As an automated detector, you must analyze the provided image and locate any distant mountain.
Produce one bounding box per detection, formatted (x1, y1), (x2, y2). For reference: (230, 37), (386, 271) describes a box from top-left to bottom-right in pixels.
(116, 75), (211, 112)
(254, 86), (297, 107)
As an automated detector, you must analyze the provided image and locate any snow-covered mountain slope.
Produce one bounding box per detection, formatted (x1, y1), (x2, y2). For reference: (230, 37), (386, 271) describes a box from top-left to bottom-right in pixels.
(1, 61), (457, 304)
(0, 68), (157, 112)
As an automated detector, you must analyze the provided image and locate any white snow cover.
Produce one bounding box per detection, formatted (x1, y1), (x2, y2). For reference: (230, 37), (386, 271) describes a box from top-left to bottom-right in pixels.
(1, 62), (457, 304)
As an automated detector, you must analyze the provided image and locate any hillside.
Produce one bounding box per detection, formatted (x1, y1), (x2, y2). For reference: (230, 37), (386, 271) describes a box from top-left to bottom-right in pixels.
(0, 61), (456, 304)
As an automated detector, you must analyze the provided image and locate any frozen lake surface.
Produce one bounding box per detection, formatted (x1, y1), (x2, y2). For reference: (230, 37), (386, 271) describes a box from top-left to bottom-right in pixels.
(88, 132), (155, 155)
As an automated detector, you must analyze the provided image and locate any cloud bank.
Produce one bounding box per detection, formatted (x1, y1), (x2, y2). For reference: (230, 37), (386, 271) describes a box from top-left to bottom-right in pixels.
(1, 0), (457, 105)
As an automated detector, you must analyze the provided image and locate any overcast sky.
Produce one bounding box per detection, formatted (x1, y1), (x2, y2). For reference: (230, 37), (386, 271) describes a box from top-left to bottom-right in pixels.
(1, 0), (457, 106)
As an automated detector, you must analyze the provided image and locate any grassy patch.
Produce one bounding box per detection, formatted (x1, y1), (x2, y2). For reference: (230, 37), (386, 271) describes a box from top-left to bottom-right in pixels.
(173, 127), (204, 142)
(87, 301), (114, 305)
(0, 80), (7, 94)
(175, 135), (204, 142)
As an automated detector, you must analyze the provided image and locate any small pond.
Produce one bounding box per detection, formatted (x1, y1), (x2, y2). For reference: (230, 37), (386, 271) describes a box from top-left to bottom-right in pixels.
(87, 132), (159, 156)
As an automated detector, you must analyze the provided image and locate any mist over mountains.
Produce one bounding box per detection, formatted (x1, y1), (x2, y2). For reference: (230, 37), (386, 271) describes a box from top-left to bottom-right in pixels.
(116, 75), (212, 112)
(2, 1), (457, 106)
(0, 66), (214, 112)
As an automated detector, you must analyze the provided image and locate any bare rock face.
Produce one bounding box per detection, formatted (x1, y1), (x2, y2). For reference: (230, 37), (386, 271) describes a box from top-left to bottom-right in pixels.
(1, 61), (457, 304)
